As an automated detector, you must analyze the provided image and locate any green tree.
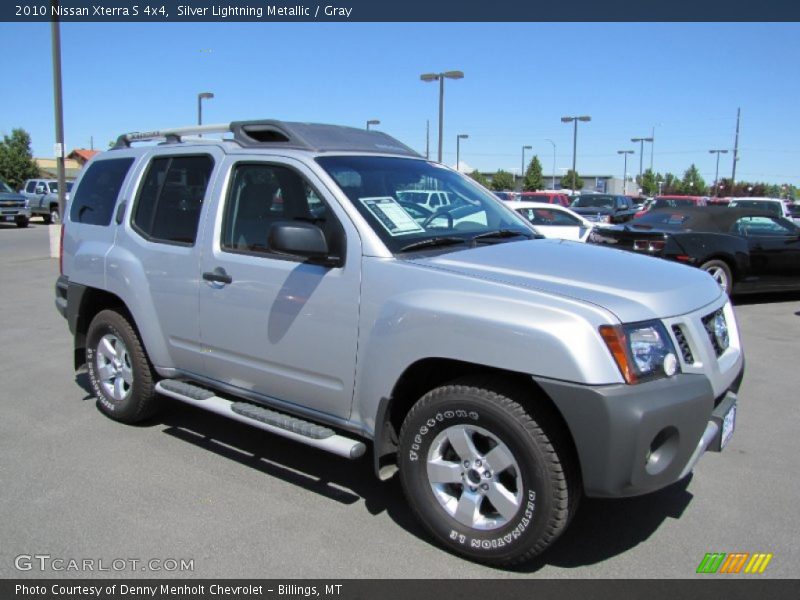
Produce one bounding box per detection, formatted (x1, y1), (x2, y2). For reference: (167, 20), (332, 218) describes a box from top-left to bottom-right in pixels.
(491, 169), (515, 191)
(661, 173), (681, 195)
(0, 128), (40, 190)
(680, 164), (706, 196)
(468, 170), (490, 188)
(637, 169), (659, 196)
(560, 169), (583, 191)
(523, 155), (545, 192)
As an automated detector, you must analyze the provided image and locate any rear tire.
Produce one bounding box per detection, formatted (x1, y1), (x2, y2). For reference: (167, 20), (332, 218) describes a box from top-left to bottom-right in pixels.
(86, 309), (160, 423)
(700, 259), (733, 294)
(398, 378), (579, 567)
(42, 213), (52, 225)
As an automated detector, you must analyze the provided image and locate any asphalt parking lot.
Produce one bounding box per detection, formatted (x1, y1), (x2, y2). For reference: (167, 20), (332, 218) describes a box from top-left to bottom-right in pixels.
(1, 222), (798, 580)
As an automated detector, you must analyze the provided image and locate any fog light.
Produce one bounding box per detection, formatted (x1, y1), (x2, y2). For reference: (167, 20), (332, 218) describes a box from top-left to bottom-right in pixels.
(663, 352), (678, 377)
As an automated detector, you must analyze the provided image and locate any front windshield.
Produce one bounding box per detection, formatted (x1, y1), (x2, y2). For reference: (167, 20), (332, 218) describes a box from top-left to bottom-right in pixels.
(572, 195), (613, 208)
(0, 181), (13, 193)
(316, 156), (535, 253)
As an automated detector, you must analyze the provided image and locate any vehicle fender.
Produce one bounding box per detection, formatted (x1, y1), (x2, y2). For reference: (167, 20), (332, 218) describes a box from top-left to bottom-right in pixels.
(103, 244), (174, 368)
(669, 233), (749, 274)
(351, 258), (623, 433)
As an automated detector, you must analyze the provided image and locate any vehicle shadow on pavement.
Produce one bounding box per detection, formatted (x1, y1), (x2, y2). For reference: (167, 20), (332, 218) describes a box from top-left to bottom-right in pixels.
(732, 291), (800, 306)
(139, 397), (696, 572)
(513, 477), (694, 573)
(153, 398), (427, 536)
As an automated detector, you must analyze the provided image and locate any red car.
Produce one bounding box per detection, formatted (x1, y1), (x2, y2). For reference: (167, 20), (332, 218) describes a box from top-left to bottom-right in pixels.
(518, 191), (571, 207)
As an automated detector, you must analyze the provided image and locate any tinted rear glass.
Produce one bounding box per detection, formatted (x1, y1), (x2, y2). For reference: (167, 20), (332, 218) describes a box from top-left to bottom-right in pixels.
(69, 158), (135, 226)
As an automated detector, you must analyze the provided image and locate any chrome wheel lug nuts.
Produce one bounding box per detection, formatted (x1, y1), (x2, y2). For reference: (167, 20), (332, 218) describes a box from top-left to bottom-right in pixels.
(481, 483), (489, 491)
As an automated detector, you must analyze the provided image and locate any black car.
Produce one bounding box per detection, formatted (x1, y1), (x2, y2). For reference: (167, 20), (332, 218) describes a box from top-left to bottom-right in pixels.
(588, 207), (800, 294)
(570, 193), (638, 224)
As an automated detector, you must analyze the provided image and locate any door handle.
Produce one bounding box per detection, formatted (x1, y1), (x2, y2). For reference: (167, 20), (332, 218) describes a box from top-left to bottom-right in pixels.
(202, 267), (232, 285)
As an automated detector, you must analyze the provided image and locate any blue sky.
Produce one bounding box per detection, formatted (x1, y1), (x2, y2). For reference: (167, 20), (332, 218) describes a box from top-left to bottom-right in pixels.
(2, 22), (799, 186)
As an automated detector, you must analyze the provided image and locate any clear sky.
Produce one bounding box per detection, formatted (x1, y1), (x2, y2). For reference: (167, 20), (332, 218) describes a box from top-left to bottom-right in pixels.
(2, 22), (799, 186)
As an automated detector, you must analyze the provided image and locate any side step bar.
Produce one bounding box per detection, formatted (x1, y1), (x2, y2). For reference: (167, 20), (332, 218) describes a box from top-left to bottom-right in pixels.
(155, 380), (366, 460)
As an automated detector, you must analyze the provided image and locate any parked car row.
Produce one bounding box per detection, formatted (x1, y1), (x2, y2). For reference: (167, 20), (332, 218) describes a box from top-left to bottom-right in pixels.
(588, 206), (800, 295)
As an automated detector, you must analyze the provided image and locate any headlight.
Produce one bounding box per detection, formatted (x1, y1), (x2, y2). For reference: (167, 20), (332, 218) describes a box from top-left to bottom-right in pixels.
(600, 320), (678, 384)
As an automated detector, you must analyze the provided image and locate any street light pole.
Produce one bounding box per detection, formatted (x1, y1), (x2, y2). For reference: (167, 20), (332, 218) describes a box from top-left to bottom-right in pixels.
(617, 150), (634, 195)
(561, 115), (591, 193)
(544, 139), (556, 190)
(456, 134), (469, 172)
(709, 149), (729, 197)
(197, 92), (214, 126)
(521, 145), (532, 187)
(420, 71), (464, 163)
(366, 119), (380, 131)
(631, 136), (654, 183)
(50, 1), (66, 224)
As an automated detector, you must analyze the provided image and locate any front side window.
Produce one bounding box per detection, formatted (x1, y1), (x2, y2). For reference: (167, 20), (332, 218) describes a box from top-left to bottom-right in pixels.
(132, 155), (214, 245)
(316, 156), (534, 253)
(25, 181), (38, 193)
(221, 162), (343, 258)
(517, 207), (581, 227)
(69, 158), (135, 226)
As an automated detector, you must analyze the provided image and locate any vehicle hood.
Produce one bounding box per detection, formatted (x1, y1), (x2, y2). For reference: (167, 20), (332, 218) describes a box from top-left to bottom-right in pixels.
(0, 192), (26, 202)
(407, 239), (722, 323)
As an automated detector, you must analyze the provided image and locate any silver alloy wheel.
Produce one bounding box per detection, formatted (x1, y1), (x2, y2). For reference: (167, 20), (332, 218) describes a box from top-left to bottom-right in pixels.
(704, 265), (730, 293)
(426, 424), (523, 530)
(50, 208), (60, 224)
(95, 333), (133, 401)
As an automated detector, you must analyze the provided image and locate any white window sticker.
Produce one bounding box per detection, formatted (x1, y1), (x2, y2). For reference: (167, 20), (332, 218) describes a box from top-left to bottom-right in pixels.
(359, 196), (425, 236)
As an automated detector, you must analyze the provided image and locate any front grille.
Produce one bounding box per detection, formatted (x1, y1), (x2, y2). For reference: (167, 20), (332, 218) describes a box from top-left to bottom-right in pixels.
(0, 201), (24, 208)
(702, 309), (727, 357)
(672, 324), (694, 364)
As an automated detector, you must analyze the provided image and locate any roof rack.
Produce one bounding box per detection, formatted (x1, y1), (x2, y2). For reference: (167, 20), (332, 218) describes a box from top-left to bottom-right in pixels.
(112, 119), (421, 157)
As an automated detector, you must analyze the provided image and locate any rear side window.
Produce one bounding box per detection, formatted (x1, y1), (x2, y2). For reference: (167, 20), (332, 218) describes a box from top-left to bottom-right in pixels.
(69, 158), (135, 226)
(132, 155), (214, 245)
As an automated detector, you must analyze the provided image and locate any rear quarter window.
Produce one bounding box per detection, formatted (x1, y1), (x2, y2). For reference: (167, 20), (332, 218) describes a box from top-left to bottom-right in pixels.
(69, 158), (135, 226)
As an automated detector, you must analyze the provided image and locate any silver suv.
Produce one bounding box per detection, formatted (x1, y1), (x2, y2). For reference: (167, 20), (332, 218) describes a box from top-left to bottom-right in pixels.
(55, 120), (743, 567)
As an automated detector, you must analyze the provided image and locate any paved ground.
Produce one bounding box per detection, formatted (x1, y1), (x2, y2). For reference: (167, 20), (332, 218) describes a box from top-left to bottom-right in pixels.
(1, 222), (798, 579)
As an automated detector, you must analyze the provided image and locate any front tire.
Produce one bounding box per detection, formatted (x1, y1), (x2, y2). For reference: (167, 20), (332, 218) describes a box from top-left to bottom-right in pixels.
(86, 309), (159, 423)
(398, 379), (579, 567)
(16, 216), (29, 228)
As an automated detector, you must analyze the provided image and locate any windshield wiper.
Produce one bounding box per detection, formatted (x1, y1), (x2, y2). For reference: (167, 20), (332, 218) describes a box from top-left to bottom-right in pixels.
(469, 229), (531, 246)
(398, 236), (467, 253)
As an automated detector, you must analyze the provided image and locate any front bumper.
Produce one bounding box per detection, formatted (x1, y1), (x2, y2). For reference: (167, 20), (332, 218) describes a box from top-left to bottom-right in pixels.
(0, 206), (30, 220)
(535, 368), (743, 498)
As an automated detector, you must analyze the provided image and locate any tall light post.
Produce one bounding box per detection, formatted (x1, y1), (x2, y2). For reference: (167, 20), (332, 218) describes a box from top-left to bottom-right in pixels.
(709, 149), (729, 197)
(631, 136), (654, 183)
(50, 1), (66, 224)
(197, 92), (214, 126)
(366, 119), (380, 131)
(544, 139), (556, 190)
(617, 150), (634, 195)
(561, 115), (591, 193)
(455, 134), (469, 172)
(420, 70), (464, 163)
(521, 145), (532, 186)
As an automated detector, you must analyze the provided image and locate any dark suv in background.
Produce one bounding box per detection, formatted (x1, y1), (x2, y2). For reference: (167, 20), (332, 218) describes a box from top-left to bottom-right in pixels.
(570, 193), (638, 224)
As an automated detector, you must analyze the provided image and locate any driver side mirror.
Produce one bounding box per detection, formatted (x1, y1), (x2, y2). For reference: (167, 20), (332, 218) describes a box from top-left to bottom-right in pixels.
(268, 222), (341, 267)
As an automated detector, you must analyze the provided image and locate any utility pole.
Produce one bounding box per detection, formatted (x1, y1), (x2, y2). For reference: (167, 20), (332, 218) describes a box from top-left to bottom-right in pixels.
(425, 120), (430, 160)
(50, 1), (66, 224)
(731, 107), (741, 190)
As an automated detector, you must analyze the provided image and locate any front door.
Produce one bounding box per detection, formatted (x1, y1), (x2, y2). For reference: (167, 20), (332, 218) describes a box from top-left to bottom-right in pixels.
(198, 157), (361, 420)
